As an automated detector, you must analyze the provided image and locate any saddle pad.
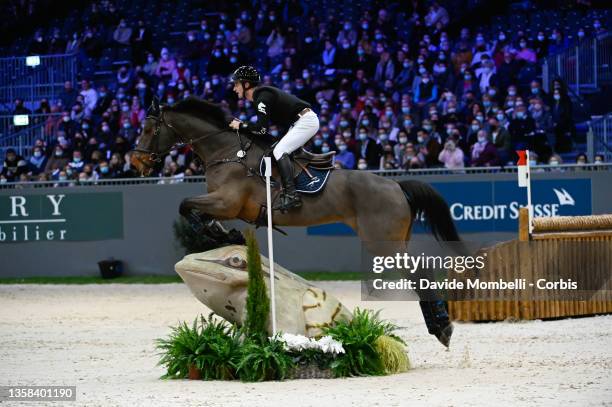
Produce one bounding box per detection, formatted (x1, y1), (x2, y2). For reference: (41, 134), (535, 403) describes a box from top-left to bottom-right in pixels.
(259, 157), (332, 194)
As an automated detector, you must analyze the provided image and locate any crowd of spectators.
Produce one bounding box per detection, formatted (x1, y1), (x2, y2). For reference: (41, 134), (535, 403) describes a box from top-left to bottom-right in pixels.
(1, 0), (609, 184)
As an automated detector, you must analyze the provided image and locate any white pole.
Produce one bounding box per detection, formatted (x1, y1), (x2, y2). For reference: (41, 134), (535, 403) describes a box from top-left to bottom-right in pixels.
(263, 157), (277, 335)
(526, 150), (533, 234)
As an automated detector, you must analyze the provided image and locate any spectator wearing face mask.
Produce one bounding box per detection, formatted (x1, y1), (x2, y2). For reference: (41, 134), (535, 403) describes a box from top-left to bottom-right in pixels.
(547, 154), (563, 170)
(488, 116), (512, 164)
(551, 88), (574, 152)
(79, 80), (98, 115)
(375, 52), (395, 84)
(509, 106), (535, 150)
(416, 129), (442, 168)
(548, 29), (569, 55)
(470, 130), (499, 167)
(68, 150), (85, 173)
(27, 146), (48, 176)
(534, 31), (549, 60)
(438, 138), (465, 169)
(45, 146), (69, 175)
(414, 73), (438, 109)
(335, 139), (356, 169)
(515, 38), (536, 64)
(155, 48), (176, 81)
(454, 69), (479, 101)
(355, 128), (383, 170)
(207, 48), (231, 76)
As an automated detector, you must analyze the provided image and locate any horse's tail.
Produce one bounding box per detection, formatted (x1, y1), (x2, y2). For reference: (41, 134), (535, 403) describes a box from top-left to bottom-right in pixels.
(397, 179), (461, 242)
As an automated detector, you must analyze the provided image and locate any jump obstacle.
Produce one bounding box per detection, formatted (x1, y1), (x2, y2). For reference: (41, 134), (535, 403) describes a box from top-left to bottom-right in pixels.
(448, 208), (612, 321)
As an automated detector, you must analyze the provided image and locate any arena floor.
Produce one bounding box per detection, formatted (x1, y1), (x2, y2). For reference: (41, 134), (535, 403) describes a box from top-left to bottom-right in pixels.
(0, 282), (610, 407)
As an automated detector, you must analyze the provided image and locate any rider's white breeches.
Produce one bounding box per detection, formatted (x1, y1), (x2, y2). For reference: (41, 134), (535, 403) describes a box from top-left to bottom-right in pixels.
(273, 111), (319, 160)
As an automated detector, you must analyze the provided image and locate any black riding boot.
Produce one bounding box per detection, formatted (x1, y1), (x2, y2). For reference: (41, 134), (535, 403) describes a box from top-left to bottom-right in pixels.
(274, 153), (302, 213)
(419, 300), (454, 348)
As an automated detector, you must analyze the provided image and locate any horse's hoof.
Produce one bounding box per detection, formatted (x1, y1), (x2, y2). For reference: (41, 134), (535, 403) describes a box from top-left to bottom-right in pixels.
(435, 323), (454, 348)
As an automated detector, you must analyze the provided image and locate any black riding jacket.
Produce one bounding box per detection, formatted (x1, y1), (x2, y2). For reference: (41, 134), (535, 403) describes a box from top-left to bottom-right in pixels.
(240, 86), (311, 135)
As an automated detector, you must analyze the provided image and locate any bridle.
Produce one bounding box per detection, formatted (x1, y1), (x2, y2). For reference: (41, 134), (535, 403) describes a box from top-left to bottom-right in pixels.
(133, 109), (226, 165)
(133, 108), (252, 172)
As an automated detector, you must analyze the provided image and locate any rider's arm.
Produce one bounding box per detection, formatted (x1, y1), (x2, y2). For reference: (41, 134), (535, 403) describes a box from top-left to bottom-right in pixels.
(240, 90), (274, 135)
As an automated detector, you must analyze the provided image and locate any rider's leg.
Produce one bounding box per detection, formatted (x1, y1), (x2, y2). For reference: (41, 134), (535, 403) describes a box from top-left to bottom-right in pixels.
(273, 111), (319, 212)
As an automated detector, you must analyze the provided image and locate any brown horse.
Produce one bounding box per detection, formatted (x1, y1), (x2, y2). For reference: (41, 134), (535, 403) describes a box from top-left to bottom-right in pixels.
(131, 97), (460, 346)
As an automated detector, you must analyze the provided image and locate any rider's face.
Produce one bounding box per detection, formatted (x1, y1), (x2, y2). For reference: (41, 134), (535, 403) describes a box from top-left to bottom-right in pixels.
(233, 82), (244, 99)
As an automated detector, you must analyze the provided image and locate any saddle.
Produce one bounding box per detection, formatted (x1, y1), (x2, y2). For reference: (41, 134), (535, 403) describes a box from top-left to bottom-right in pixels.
(292, 148), (336, 171)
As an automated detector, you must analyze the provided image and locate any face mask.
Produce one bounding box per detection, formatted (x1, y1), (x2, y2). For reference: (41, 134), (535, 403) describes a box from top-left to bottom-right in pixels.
(520, 42), (527, 48)
(82, 123), (89, 130)
(239, 114), (247, 121)
(537, 35), (544, 41)
(123, 122), (130, 129)
(230, 56), (237, 63)
(338, 144), (347, 152)
(508, 89), (516, 96)
(594, 22), (601, 29)
(167, 98), (175, 104)
(476, 115), (484, 122)
(379, 134), (388, 141)
(446, 142), (456, 150)
(117, 93), (125, 99)
(422, 78), (430, 84)
(122, 105), (129, 112)
(305, 37), (313, 44)
(531, 87), (539, 94)
(212, 78), (219, 85)
(464, 74), (472, 80)
(270, 130), (279, 137)
(362, 119), (370, 126)
(516, 112), (525, 119)
(529, 160), (537, 166)
(281, 75), (289, 81)
(499, 34), (506, 41)
(359, 133), (367, 141)
(399, 137), (408, 144)
(423, 124), (432, 131)
(553, 94), (561, 100)
(100, 92), (107, 97)
(178, 83), (185, 90)
(314, 139), (323, 146)
(507, 100), (515, 107)
(358, 163), (367, 170)
(55, 150), (62, 157)
(321, 146), (330, 153)
(471, 124), (480, 131)
(417, 136), (425, 143)
(403, 62), (410, 69)
(62, 116), (70, 122)
(214, 51), (221, 57)
(339, 120), (348, 127)
(73, 157), (81, 163)
(321, 133), (330, 139)
(102, 126), (110, 132)
(497, 114), (505, 121)
(594, 159), (603, 164)
(361, 23), (369, 30)
(59, 176), (67, 181)
(385, 110), (393, 117)
(342, 103), (351, 110)
(170, 150), (178, 157)
(34, 151), (42, 158)
(404, 120), (412, 128)
(549, 160), (559, 166)
(477, 136), (486, 143)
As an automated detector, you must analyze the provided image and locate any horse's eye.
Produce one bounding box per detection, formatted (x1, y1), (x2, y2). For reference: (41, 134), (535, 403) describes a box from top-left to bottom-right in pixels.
(226, 256), (247, 269)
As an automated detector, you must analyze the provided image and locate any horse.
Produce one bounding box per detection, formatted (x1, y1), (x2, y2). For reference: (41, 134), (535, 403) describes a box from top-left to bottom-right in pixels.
(131, 96), (460, 347)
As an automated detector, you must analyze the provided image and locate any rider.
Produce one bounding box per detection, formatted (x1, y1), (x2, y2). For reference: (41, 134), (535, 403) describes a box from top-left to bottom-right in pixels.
(229, 65), (319, 212)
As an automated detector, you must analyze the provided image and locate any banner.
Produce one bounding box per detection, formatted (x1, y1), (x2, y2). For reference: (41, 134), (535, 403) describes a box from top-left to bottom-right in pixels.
(0, 192), (123, 243)
(307, 178), (592, 235)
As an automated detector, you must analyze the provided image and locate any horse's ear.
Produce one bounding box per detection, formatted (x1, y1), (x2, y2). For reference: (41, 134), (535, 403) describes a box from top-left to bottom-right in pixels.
(148, 96), (160, 116)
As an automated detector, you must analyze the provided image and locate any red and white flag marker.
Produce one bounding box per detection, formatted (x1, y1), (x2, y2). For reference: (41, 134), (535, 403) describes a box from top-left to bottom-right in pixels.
(517, 150), (533, 234)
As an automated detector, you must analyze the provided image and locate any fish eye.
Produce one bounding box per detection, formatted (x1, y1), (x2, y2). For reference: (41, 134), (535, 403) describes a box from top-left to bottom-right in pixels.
(226, 256), (247, 269)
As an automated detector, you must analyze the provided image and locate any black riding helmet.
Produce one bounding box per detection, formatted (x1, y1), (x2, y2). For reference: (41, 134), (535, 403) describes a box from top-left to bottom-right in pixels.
(231, 65), (261, 89)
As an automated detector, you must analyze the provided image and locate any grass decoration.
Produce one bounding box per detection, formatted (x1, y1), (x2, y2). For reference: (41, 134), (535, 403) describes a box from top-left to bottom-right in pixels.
(243, 229), (270, 342)
(156, 313), (240, 380)
(374, 335), (410, 374)
(235, 337), (295, 381)
(323, 308), (405, 377)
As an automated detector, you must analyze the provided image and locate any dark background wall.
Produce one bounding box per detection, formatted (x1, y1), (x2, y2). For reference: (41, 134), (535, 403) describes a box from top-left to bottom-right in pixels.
(1, 171), (611, 278)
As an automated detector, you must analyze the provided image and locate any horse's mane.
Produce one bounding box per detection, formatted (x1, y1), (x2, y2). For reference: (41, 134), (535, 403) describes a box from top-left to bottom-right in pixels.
(165, 96), (277, 149)
(166, 96), (229, 128)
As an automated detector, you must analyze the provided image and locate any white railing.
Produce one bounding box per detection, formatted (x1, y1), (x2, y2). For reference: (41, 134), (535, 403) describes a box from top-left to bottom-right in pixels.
(587, 113), (612, 163)
(542, 32), (611, 94)
(0, 53), (77, 109)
